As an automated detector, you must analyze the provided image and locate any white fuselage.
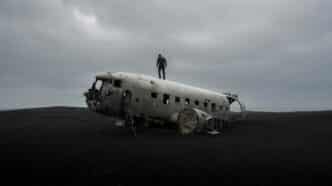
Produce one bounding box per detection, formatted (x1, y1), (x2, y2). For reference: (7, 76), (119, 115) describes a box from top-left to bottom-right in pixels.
(86, 72), (231, 123)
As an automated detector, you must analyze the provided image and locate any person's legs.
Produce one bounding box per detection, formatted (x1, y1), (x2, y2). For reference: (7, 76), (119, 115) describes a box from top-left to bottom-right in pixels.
(158, 67), (162, 79)
(162, 67), (166, 80)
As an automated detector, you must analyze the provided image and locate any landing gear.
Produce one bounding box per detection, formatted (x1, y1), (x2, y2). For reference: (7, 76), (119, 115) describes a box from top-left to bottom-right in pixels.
(206, 118), (223, 135)
(124, 113), (136, 136)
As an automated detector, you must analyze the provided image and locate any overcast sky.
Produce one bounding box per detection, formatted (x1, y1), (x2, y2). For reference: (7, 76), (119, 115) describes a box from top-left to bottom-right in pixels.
(1, 0), (332, 111)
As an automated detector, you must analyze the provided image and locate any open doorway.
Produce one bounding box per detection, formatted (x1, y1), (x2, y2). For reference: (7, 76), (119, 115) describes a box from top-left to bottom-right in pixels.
(122, 90), (132, 113)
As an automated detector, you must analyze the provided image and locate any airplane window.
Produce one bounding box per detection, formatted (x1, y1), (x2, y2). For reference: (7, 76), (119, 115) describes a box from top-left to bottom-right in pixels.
(204, 102), (208, 108)
(114, 79), (122, 88)
(195, 100), (199, 106)
(151, 92), (158, 98)
(211, 103), (216, 112)
(175, 96), (181, 103)
(163, 94), (170, 104)
(185, 98), (190, 105)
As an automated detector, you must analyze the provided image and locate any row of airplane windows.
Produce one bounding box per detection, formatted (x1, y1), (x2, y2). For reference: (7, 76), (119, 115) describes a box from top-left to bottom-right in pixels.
(150, 92), (225, 112)
(107, 79), (227, 112)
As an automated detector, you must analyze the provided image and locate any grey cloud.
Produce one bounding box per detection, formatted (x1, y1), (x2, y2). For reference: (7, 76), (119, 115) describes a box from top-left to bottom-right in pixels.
(0, 0), (332, 111)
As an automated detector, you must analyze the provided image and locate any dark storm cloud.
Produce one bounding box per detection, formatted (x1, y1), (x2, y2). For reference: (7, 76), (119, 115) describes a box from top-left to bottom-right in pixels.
(1, 0), (332, 110)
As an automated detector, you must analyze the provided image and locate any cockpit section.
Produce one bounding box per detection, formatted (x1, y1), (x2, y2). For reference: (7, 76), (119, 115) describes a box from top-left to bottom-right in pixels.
(84, 76), (124, 115)
(84, 79), (103, 112)
(85, 79), (103, 100)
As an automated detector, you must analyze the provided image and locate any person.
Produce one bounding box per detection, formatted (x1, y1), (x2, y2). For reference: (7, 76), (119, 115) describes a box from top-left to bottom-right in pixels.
(156, 54), (167, 80)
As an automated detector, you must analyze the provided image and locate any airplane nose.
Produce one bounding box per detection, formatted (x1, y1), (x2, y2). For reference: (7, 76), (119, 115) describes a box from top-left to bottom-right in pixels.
(84, 88), (101, 112)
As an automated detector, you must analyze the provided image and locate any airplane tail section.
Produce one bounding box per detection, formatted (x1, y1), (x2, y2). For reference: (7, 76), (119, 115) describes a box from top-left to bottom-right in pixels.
(224, 92), (247, 120)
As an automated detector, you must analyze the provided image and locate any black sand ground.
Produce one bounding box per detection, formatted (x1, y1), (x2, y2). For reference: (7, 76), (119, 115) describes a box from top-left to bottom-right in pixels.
(1, 107), (332, 185)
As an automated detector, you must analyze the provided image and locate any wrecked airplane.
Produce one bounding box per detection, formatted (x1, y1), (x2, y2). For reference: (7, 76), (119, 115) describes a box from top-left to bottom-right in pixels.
(84, 72), (246, 135)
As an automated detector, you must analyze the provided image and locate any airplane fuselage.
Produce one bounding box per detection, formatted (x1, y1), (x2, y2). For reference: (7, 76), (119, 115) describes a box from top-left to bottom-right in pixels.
(84, 72), (245, 134)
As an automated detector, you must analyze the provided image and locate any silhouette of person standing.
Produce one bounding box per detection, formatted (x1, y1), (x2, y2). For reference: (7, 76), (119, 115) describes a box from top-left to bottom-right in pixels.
(156, 54), (167, 80)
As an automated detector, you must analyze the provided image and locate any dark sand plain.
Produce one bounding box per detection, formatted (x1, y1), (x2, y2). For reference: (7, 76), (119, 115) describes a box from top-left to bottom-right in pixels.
(1, 107), (332, 185)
